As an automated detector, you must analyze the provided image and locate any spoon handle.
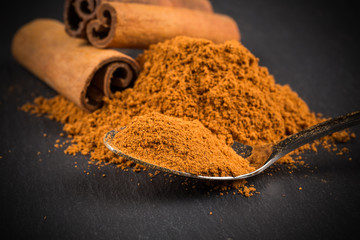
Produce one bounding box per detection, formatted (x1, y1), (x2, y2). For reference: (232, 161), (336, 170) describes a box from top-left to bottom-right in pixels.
(271, 111), (360, 160)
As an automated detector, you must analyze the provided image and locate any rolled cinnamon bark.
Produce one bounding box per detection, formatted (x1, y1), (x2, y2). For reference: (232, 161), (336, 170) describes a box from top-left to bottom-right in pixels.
(12, 19), (140, 112)
(87, 2), (240, 49)
(64, 0), (213, 38)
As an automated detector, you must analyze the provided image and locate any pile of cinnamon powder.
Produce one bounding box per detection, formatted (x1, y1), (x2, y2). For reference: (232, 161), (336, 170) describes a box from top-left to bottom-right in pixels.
(22, 36), (352, 196)
(113, 112), (255, 177)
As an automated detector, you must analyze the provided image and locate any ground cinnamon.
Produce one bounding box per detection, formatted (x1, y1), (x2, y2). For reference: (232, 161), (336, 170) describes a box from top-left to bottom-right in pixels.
(112, 112), (255, 177)
(22, 36), (352, 195)
(64, 0), (213, 38)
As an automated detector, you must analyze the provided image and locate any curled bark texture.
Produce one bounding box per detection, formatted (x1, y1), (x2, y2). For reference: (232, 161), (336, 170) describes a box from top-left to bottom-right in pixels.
(64, 0), (213, 38)
(12, 19), (140, 111)
(64, 0), (101, 38)
(87, 2), (240, 49)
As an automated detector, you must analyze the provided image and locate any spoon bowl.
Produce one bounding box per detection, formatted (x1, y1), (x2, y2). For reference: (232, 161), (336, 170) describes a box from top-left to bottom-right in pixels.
(104, 111), (360, 180)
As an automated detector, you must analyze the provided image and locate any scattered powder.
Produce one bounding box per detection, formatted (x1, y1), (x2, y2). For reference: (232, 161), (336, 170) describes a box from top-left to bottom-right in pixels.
(22, 36), (353, 196)
(112, 112), (255, 177)
(238, 185), (257, 197)
(336, 147), (349, 156)
(332, 131), (351, 143)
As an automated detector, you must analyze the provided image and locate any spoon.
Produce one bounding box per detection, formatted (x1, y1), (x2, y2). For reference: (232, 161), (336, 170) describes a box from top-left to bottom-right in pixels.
(104, 111), (360, 181)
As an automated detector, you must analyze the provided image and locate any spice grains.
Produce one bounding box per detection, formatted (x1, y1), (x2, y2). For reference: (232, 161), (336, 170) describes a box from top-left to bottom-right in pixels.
(22, 36), (351, 193)
(113, 112), (255, 177)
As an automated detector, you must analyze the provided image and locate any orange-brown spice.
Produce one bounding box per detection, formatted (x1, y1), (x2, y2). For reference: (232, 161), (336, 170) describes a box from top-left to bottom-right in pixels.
(22, 36), (353, 195)
(113, 112), (255, 177)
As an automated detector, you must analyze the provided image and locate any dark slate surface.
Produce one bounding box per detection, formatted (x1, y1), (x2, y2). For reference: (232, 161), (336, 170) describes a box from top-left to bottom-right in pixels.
(1, 0), (360, 239)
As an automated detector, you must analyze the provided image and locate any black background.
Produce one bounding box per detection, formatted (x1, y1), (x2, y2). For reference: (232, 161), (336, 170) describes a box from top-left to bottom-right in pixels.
(1, 0), (360, 239)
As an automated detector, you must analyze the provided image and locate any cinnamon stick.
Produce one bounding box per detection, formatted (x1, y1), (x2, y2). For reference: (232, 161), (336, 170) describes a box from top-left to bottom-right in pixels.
(12, 19), (140, 112)
(87, 2), (240, 49)
(64, 0), (213, 38)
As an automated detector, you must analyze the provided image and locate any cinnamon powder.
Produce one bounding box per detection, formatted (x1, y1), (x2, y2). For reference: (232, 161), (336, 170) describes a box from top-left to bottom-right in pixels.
(22, 36), (352, 195)
(112, 112), (255, 177)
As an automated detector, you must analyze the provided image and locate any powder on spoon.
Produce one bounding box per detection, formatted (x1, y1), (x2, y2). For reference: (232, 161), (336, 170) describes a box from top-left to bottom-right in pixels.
(112, 112), (255, 177)
(22, 36), (353, 195)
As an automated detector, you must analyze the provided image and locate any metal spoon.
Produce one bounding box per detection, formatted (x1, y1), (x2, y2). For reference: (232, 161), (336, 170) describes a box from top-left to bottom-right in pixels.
(104, 111), (360, 181)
